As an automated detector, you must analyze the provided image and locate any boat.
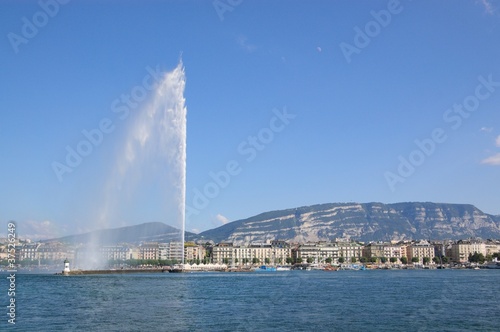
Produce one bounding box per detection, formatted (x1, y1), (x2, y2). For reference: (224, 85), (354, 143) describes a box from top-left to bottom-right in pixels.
(276, 265), (291, 271)
(483, 262), (500, 269)
(310, 264), (325, 271)
(323, 265), (338, 271)
(338, 264), (366, 271)
(255, 265), (277, 272)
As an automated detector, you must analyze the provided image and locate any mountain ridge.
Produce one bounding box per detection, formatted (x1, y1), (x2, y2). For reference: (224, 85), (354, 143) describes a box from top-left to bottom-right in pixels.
(46, 202), (500, 245)
(46, 222), (196, 245)
(195, 201), (500, 243)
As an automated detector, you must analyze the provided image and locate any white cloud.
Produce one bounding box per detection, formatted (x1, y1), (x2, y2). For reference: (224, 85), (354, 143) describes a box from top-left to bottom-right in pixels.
(478, 0), (495, 14)
(216, 214), (230, 225)
(496, 135), (500, 147)
(191, 228), (200, 234)
(237, 35), (257, 52)
(480, 127), (493, 133)
(481, 153), (500, 165)
(316, 46), (322, 52)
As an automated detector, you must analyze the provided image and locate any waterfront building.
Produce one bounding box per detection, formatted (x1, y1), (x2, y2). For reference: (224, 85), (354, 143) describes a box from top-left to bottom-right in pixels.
(100, 245), (135, 261)
(337, 241), (363, 262)
(248, 243), (273, 264)
(158, 243), (169, 260)
(294, 242), (339, 264)
(36, 242), (74, 262)
(212, 241), (291, 265)
(211, 242), (233, 264)
(158, 242), (184, 261)
(484, 240), (500, 256)
(270, 240), (290, 264)
(130, 246), (141, 260)
(18, 242), (41, 261)
(450, 240), (486, 263)
(169, 242), (184, 261)
(431, 241), (448, 258)
(184, 242), (206, 262)
(408, 240), (435, 264)
(362, 242), (403, 261)
(139, 242), (159, 260)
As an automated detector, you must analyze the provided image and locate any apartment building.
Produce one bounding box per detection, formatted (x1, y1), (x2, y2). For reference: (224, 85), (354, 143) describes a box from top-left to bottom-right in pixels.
(362, 242), (404, 260)
(294, 242), (339, 264)
(100, 245), (135, 261)
(450, 240), (486, 263)
(212, 241), (291, 265)
(407, 240), (435, 263)
(337, 242), (364, 262)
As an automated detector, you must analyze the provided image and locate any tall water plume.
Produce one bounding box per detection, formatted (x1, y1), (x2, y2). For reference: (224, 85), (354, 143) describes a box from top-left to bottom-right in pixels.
(80, 61), (187, 268)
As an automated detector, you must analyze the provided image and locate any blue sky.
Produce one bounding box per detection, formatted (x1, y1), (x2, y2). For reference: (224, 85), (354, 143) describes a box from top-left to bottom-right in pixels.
(1, 0), (500, 239)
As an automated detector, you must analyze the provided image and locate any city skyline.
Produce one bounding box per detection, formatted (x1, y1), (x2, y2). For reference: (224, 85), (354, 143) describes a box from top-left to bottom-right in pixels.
(1, 1), (500, 240)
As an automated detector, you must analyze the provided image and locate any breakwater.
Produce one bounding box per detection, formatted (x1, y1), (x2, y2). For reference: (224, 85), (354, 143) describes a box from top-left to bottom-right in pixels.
(56, 268), (170, 275)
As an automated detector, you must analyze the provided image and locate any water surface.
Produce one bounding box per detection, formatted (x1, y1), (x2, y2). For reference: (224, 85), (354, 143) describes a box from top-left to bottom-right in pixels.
(2, 270), (499, 331)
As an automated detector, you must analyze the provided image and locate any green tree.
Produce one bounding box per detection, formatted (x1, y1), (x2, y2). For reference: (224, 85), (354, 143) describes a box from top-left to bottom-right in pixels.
(351, 257), (357, 263)
(307, 257), (315, 264)
(325, 257), (333, 264)
(338, 257), (345, 264)
(286, 257), (293, 264)
(390, 257), (398, 264)
(411, 257), (419, 264)
(359, 257), (368, 263)
(485, 254), (493, 262)
(252, 258), (260, 264)
(441, 256), (449, 263)
(400, 257), (408, 264)
(423, 257), (431, 265)
(242, 258), (249, 264)
(234, 258), (239, 264)
(370, 257), (377, 263)
(223, 258), (229, 264)
(146, 259), (157, 265)
(432, 257), (440, 264)
(264, 258), (270, 264)
(380, 257), (388, 264)
(296, 257), (303, 264)
(468, 252), (486, 264)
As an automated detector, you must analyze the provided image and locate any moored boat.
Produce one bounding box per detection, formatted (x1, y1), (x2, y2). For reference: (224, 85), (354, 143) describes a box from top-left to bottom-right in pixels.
(276, 265), (291, 271)
(483, 262), (500, 269)
(255, 265), (277, 272)
(324, 265), (338, 271)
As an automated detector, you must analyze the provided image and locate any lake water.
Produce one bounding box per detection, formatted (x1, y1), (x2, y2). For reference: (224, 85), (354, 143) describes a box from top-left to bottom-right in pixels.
(2, 269), (499, 331)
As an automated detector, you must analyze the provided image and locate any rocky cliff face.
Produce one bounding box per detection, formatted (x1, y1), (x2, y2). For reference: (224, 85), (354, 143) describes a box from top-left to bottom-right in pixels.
(197, 202), (500, 244)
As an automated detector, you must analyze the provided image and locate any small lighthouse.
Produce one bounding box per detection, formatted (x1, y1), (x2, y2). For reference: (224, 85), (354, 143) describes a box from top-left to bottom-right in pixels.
(63, 258), (70, 275)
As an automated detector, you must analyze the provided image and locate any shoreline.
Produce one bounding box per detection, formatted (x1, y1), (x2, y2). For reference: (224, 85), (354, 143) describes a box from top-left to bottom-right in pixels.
(52, 262), (500, 275)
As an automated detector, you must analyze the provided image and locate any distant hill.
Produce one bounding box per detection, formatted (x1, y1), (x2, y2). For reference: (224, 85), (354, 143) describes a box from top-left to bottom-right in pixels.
(46, 222), (196, 245)
(194, 202), (500, 244)
(46, 203), (500, 245)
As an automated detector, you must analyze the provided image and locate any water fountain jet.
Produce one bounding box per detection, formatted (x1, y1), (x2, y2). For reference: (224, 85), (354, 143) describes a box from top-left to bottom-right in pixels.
(82, 61), (187, 269)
